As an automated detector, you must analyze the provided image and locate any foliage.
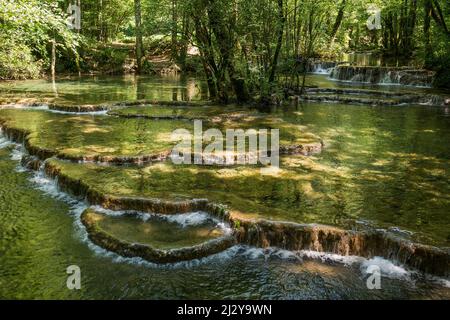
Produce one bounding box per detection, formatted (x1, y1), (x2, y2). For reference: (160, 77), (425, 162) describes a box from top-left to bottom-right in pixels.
(0, 0), (80, 78)
(0, 35), (42, 79)
(0, 0), (449, 91)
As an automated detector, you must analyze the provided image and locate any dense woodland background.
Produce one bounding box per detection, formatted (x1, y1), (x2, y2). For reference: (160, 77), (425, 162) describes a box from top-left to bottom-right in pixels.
(1, 0), (449, 101)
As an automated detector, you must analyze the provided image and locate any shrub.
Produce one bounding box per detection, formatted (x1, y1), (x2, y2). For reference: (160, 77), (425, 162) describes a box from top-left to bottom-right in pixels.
(0, 37), (42, 80)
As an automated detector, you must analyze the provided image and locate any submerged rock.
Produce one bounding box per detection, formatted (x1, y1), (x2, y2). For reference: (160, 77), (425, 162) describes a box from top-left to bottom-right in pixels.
(1, 107), (448, 275)
(44, 159), (450, 275)
(81, 208), (236, 263)
(48, 104), (110, 113)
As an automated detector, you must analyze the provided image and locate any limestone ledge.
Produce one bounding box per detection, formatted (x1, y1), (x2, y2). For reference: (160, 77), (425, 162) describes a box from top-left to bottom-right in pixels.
(0, 121), (171, 165)
(0, 120), (323, 164)
(81, 208), (237, 264)
(1, 100), (214, 113)
(1, 116), (447, 274)
(43, 159), (450, 275)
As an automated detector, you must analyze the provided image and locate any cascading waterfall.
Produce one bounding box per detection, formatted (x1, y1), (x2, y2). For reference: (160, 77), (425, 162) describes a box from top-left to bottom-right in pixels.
(330, 66), (435, 87)
(308, 61), (337, 75)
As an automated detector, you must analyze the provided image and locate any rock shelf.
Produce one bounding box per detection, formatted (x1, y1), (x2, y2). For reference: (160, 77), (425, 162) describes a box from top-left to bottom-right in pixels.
(0, 108), (323, 164)
(40, 158), (449, 276)
(81, 208), (236, 264)
(0, 106), (448, 275)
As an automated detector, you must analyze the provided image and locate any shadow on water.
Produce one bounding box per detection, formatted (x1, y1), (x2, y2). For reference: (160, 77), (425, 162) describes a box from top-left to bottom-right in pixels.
(0, 75), (209, 105)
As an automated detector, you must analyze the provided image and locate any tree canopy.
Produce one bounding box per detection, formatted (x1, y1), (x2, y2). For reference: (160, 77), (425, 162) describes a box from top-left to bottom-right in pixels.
(1, 0), (449, 90)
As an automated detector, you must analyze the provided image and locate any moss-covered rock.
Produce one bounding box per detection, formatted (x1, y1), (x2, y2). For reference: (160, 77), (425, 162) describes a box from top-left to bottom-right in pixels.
(81, 208), (236, 263)
(0, 107), (323, 162)
(0, 109), (192, 163)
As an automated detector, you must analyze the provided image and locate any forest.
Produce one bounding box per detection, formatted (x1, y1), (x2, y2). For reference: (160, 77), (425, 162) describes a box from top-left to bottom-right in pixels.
(1, 0), (449, 102)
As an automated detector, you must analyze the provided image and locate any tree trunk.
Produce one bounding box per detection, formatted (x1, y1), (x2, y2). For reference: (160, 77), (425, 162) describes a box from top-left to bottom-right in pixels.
(424, 0), (433, 63)
(171, 0), (178, 62)
(134, 0), (144, 74)
(430, 0), (450, 36)
(77, 0), (81, 35)
(330, 0), (346, 41)
(178, 13), (189, 69)
(51, 39), (56, 80)
(269, 0), (285, 84)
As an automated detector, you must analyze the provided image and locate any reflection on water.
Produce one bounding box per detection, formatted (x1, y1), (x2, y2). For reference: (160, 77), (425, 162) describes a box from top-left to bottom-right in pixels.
(1, 74), (447, 106)
(0, 75), (209, 105)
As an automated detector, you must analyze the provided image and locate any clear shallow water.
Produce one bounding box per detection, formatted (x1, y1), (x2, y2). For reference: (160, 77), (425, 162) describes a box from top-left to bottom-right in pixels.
(275, 103), (450, 245)
(9, 101), (446, 245)
(92, 210), (228, 249)
(0, 147), (448, 299)
(1, 74), (447, 107)
(0, 76), (450, 299)
(0, 75), (209, 105)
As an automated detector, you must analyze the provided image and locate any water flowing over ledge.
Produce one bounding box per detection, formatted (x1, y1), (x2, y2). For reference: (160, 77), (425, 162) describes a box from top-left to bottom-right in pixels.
(0, 116), (324, 165)
(40, 153), (450, 276)
(330, 66), (435, 87)
(0, 113), (448, 277)
(0, 99), (216, 113)
(80, 208), (236, 264)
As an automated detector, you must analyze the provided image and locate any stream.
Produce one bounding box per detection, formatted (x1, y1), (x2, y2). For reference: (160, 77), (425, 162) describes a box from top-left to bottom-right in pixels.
(0, 75), (449, 299)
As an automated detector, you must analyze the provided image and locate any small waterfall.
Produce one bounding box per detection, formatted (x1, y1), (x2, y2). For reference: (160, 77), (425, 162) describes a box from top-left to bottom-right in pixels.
(236, 219), (450, 277)
(308, 61), (337, 75)
(330, 66), (435, 87)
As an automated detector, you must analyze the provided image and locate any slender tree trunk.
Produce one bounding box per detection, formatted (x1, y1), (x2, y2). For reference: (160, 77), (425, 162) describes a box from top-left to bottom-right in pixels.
(77, 0), (81, 35)
(51, 38), (58, 96)
(171, 0), (178, 62)
(424, 0), (433, 65)
(178, 13), (189, 69)
(51, 39), (56, 80)
(430, 0), (450, 36)
(330, 0), (346, 42)
(134, 0), (144, 74)
(99, 0), (104, 41)
(269, 0), (285, 84)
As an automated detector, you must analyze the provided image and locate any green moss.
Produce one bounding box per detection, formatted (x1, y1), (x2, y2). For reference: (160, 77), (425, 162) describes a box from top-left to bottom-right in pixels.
(45, 158), (330, 223)
(110, 105), (322, 147)
(90, 211), (225, 250)
(0, 108), (322, 161)
(2, 101), (449, 246)
(0, 109), (192, 158)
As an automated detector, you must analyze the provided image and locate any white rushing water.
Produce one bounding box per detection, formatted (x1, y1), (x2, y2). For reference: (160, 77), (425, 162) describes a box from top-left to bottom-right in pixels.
(91, 205), (233, 234)
(310, 63), (334, 75)
(0, 128), (12, 149)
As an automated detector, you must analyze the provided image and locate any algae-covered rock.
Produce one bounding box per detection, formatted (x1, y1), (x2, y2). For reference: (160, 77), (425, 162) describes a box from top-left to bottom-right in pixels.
(81, 208), (236, 263)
